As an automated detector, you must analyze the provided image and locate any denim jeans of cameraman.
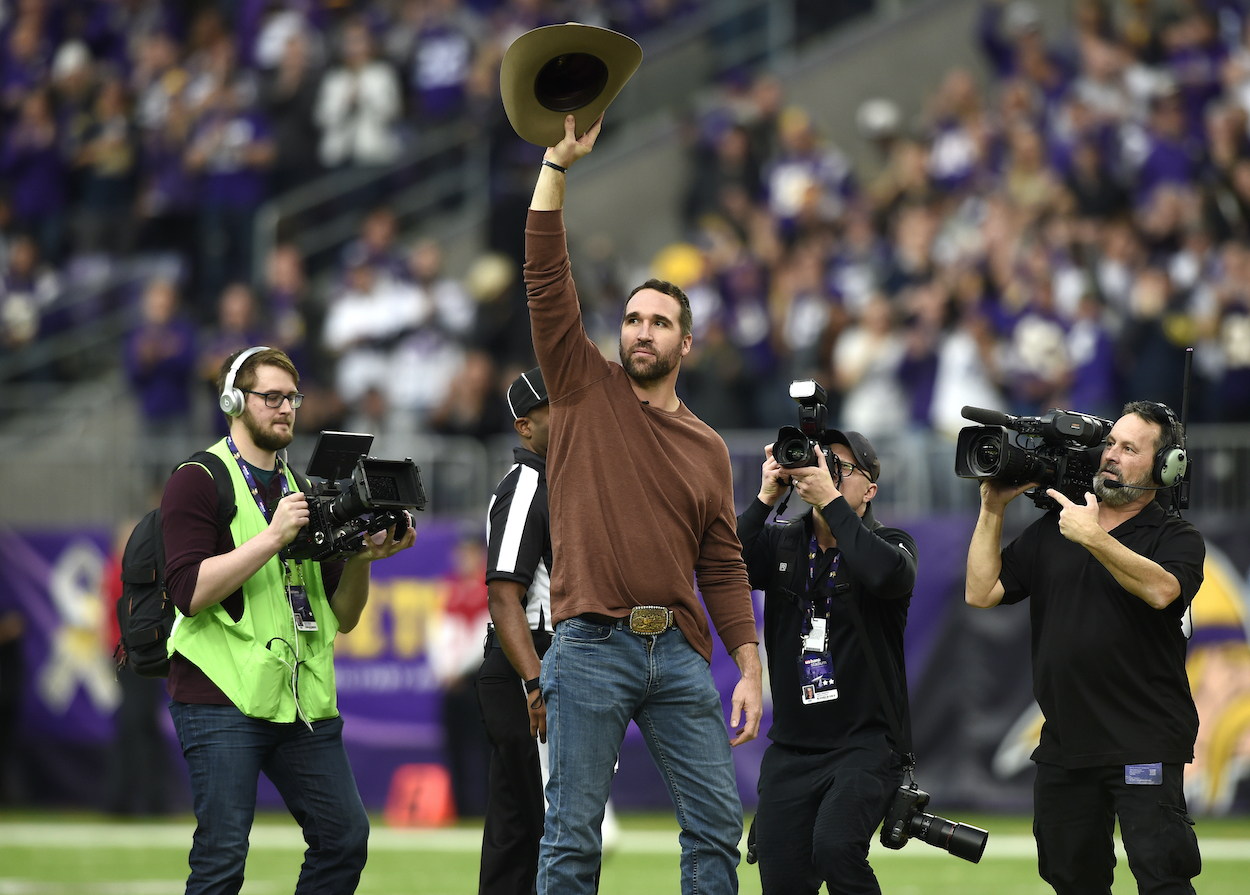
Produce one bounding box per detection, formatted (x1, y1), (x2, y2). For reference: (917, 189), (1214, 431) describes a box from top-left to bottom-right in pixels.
(536, 617), (744, 895)
(169, 703), (370, 895)
(754, 741), (902, 895)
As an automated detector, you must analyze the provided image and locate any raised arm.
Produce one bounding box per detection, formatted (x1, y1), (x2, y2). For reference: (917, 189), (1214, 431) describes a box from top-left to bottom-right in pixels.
(965, 479), (1032, 608)
(529, 113), (603, 211)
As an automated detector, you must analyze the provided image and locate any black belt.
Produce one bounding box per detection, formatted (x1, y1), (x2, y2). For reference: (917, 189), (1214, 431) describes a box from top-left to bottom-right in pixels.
(578, 612), (624, 626)
(484, 624), (552, 653)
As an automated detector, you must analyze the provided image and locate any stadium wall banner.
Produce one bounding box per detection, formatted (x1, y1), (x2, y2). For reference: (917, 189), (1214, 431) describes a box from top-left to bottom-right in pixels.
(0, 514), (1247, 814)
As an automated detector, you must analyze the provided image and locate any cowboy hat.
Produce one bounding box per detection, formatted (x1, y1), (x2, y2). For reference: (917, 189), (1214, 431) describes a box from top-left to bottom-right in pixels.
(500, 23), (643, 147)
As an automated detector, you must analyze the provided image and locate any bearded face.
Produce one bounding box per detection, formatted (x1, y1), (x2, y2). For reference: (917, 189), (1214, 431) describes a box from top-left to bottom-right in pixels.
(241, 403), (295, 452)
(619, 333), (683, 384)
(1092, 458), (1153, 506)
(618, 289), (689, 386)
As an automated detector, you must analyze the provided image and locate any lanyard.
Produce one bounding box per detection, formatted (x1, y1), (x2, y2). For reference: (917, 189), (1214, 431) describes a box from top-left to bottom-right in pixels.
(806, 534), (840, 621)
(226, 434), (289, 522)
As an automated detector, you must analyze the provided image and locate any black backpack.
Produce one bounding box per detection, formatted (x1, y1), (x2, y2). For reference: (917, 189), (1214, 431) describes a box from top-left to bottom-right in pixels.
(115, 451), (237, 678)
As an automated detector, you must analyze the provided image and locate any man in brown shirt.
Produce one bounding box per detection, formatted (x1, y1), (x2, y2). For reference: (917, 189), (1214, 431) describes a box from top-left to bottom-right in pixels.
(526, 113), (763, 895)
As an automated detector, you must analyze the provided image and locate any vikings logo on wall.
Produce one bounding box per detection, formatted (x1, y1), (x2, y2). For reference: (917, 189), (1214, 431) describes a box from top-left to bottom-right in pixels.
(990, 545), (1250, 814)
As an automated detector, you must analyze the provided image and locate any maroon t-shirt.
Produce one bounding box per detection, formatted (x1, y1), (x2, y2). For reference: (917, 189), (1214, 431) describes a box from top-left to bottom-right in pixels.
(161, 460), (344, 704)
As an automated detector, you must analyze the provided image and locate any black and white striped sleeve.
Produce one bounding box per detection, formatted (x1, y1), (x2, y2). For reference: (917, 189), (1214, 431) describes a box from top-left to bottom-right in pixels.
(485, 464), (545, 588)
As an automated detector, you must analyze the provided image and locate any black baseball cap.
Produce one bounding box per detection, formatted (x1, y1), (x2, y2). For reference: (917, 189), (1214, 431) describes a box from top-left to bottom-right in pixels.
(507, 367), (548, 420)
(826, 429), (880, 482)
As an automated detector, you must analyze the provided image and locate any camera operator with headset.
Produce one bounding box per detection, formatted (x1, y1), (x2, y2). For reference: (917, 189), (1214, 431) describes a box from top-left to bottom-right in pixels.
(161, 346), (415, 895)
(739, 419), (918, 895)
(965, 400), (1206, 894)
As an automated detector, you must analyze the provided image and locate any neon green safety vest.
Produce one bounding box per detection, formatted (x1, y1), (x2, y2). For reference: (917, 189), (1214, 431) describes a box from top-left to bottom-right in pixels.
(168, 438), (340, 722)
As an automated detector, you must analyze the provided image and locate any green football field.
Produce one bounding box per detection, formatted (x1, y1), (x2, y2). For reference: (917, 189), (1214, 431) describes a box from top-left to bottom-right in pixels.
(3, 810), (1249, 894)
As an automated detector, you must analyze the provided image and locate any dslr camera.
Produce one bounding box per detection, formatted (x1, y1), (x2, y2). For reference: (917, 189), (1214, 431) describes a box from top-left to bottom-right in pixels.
(281, 431), (427, 563)
(954, 406), (1114, 510)
(880, 783), (988, 863)
(774, 380), (836, 470)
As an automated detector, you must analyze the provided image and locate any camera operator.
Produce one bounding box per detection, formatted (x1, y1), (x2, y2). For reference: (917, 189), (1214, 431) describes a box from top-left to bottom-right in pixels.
(965, 400), (1205, 894)
(161, 346), (415, 894)
(739, 430), (917, 895)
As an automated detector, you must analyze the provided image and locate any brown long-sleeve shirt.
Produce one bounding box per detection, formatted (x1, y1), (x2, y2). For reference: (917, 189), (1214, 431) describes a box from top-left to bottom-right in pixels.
(524, 209), (757, 662)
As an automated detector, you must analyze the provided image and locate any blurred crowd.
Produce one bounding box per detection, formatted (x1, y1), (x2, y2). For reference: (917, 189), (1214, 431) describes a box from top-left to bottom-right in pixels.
(654, 0), (1250, 441)
(0, 0), (716, 418)
(9, 0), (1250, 450)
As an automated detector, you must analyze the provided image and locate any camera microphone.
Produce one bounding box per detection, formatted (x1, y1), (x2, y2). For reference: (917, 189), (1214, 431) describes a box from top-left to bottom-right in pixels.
(1102, 479), (1174, 491)
(961, 406), (1015, 428)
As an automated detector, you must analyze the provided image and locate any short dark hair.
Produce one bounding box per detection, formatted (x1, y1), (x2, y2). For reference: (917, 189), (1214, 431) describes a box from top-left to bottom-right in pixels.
(625, 278), (693, 337)
(1121, 400), (1181, 454)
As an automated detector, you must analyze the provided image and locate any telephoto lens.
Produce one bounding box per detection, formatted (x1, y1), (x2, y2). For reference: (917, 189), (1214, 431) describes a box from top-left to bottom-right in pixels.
(910, 812), (989, 863)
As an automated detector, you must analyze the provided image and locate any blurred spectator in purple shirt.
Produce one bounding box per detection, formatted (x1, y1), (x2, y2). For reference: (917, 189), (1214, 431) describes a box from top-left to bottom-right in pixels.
(136, 97), (199, 271)
(0, 14), (51, 120)
(401, 0), (485, 125)
(340, 205), (406, 282)
(124, 277), (197, 434)
(1132, 88), (1202, 207)
(197, 282), (269, 434)
(185, 76), (275, 306)
(0, 88), (67, 263)
(762, 106), (855, 243)
(1162, 8), (1226, 144)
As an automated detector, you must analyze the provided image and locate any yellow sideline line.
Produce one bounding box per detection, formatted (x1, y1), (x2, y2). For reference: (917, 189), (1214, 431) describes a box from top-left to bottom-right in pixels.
(1, 823), (1250, 860)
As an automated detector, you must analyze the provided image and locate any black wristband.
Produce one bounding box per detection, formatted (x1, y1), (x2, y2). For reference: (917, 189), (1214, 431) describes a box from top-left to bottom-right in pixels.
(542, 159), (567, 174)
(524, 676), (541, 693)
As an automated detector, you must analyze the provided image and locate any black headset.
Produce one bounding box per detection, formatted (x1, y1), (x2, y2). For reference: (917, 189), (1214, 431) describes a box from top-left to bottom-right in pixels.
(1143, 401), (1188, 487)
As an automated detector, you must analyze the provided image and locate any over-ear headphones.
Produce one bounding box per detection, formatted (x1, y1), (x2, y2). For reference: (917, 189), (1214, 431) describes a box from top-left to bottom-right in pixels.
(1145, 402), (1188, 487)
(219, 346), (271, 416)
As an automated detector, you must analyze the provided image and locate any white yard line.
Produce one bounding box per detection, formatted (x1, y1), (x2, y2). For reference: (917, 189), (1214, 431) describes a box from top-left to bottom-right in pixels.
(2, 823), (1250, 861)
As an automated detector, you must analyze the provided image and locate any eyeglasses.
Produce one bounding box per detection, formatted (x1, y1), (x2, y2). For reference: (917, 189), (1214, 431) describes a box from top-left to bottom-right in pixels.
(246, 390), (304, 409)
(833, 456), (871, 482)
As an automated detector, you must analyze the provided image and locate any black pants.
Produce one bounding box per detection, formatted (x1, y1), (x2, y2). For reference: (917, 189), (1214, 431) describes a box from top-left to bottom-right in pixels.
(1033, 761), (1201, 895)
(754, 741), (902, 895)
(475, 638), (548, 895)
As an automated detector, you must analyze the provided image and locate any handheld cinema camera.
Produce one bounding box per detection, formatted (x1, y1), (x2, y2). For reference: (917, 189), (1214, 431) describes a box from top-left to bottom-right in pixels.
(880, 782), (988, 863)
(774, 380), (836, 470)
(954, 406), (1114, 510)
(280, 431), (427, 563)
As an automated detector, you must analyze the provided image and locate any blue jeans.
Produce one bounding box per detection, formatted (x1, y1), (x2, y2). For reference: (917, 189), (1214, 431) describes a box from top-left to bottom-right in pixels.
(537, 617), (743, 895)
(168, 702), (369, 895)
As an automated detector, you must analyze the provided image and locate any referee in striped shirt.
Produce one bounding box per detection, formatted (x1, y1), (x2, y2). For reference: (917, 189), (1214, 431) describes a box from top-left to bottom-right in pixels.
(477, 367), (554, 895)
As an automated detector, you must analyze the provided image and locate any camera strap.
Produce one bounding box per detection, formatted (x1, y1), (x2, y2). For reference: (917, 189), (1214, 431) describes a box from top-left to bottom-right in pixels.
(839, 588), (916, 776)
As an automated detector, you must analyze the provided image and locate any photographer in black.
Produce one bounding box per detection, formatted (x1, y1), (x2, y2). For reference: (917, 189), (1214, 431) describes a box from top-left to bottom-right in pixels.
(965, 400), (1205, 894)
(739, 429), (917, 895)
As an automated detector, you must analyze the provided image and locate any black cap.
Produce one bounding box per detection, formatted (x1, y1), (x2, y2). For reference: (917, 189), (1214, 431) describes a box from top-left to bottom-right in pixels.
(507, 367), (548, 420)
(826, 429), (880, 482)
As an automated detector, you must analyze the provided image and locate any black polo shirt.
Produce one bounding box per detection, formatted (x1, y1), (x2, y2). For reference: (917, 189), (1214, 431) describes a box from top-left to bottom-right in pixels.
(999, 500), (1205, 769)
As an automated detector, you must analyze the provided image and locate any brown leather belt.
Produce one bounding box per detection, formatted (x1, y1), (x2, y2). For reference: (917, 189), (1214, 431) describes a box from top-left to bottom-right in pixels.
(577, 606), (676, 635)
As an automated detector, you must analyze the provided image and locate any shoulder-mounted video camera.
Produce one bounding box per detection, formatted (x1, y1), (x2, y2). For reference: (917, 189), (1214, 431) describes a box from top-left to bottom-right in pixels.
(774, 379), (836, 470)
(280, 431), (427, 563)
(954, 406), (1113, 510)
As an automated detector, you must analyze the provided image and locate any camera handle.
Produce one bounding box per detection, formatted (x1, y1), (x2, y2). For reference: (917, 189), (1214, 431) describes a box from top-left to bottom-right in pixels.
(837, 584), (917, 782)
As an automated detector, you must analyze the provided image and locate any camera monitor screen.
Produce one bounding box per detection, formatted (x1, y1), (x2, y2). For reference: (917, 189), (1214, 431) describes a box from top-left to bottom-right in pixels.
(305, 431), (375, 481)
